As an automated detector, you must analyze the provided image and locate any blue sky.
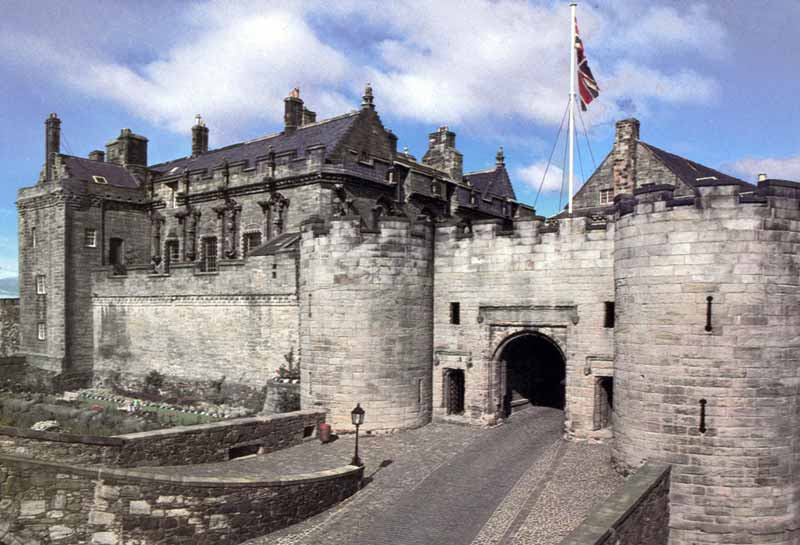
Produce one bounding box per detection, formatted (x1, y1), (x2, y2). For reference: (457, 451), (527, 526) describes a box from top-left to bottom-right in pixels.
(1, 0), (799, 282)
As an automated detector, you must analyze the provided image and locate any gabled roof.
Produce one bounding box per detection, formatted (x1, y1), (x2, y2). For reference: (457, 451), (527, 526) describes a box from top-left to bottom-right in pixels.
(151, 113), (360, 176)
(640, 142), (752, 189)
(62, 155), (141, 189)
(463, 166), (516, 200)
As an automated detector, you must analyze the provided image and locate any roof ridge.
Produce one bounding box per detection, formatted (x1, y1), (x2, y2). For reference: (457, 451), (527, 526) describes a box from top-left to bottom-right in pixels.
(464, 167), (497, 176)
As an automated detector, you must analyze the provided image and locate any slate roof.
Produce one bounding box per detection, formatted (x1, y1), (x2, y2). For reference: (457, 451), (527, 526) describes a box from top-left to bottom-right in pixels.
(640, 142), (753, 189)
(150, 113), (360, 176)
(463, 166), (517, 200)
(247, 232), (301, 256)
(62, 155), (141, 189)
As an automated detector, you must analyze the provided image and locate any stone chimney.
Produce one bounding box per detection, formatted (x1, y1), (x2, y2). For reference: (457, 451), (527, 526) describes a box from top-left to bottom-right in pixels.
(284, 88), (304, 132)
(88, 150), (105, 162)
(302, 107), (316, 125)
(612, 118), (640, 196)
(422, 126), (463, 182)
(106, 128), (148, 167)
(192, 115), (209, 157)
(45, 113), (61, 182)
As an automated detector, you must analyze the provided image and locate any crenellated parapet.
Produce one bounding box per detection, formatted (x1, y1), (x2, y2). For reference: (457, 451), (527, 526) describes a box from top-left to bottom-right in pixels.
(612, 178), (800, 544)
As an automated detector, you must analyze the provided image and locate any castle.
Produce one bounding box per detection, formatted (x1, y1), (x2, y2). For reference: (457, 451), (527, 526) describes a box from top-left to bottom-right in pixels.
(16, 85), (800, 544)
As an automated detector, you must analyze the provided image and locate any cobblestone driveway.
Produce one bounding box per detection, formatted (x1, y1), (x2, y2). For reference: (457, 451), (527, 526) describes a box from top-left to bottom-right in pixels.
(243, 406), (622, 545)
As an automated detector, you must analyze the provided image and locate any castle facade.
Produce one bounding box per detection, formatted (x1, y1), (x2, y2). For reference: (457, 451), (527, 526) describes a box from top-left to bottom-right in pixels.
(16, 87), (800, 544)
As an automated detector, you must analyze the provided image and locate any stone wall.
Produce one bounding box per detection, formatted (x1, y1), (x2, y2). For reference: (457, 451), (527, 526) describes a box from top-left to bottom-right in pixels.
(0, 298), (19, 358)
(300, 216), (434, 432)
(263, 381), (301, 414)
(612, 181), (800, 544)
(559, 463), (670, 545)
(0, 409), (324, 467)
(0, 453), (362, 545)
(433, 216), (615, 431)
(91, 251), (298, 408)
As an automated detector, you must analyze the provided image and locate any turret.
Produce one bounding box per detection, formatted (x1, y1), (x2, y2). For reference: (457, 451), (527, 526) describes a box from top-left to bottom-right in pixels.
(106, 128), (148, 167)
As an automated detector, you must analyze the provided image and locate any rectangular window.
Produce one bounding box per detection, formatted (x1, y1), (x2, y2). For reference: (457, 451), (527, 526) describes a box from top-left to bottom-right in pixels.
(604, 301), (615, 328)
(450, 302), (460, 325)
(243, 232), (263, 256)
(165, 240), (180, 263)
(36, 275), (46, 295)
(31, 227), (37, 248)
(169, 184), (178, 208)
(200, 237), (218, 272)
(85, 228), (97, 248)
(600, 189), (614, 205)
(37, 322), (46, 341)
(272, 263), (277, 279)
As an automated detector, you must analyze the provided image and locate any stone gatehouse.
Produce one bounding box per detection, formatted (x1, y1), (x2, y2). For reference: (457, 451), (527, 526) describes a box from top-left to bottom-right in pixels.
(14, 85), (800, 544)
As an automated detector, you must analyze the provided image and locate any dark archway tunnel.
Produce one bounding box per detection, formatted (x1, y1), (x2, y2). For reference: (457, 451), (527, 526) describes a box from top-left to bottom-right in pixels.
(502, 334), (566, 415)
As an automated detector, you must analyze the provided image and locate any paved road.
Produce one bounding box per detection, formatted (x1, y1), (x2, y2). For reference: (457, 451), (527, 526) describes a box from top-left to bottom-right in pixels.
(248, 406), (618, 545)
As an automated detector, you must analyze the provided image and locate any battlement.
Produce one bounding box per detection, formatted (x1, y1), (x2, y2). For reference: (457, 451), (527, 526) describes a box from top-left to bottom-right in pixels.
(617, 179), (800, 221)
(301, 214), (433, 244)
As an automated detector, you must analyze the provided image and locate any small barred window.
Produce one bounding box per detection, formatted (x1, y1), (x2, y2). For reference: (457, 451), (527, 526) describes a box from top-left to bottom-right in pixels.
(37, 322), (46, 340)
(85, 228), (97, 248)
(36, 275), (46, 295)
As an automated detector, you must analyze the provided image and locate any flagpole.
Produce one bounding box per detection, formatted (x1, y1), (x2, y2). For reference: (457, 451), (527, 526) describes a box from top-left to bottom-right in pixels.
(568, 2), (576, 215)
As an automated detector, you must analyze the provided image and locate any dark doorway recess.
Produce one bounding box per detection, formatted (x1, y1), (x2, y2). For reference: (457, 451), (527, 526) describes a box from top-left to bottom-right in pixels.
(445, 369), (465, 415)
(594, 376), (614, 430)
(502, 334), (566, 416)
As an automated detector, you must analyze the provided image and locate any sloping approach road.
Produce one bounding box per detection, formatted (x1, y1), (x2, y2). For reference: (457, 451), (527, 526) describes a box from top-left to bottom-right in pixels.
(248, 406), (621, 545)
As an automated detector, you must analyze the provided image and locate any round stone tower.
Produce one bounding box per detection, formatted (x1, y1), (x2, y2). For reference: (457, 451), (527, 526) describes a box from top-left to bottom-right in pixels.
(613, 181), (800, 544)
(299, 215), (433, 432)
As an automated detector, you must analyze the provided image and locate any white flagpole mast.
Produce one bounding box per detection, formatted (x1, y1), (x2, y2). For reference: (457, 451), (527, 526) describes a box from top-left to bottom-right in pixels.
(568, 2), (577, 215)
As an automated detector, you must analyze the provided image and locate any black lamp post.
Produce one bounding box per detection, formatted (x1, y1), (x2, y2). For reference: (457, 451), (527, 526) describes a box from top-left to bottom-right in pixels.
(350, 403), (365, 467)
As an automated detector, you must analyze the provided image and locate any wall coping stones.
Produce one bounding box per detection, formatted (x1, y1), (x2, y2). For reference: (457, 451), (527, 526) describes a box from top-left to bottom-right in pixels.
(0, 452), (363, 488)
(114, 410), (323, 440)
(0, 426), (124, 446)
(558, 463), (670, 545)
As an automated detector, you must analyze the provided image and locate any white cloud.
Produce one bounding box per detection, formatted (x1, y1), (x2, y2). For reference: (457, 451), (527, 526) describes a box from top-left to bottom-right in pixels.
(0, 0), (728, 138)
(515, 161), (565, 195)
(725, 155), (800, 182)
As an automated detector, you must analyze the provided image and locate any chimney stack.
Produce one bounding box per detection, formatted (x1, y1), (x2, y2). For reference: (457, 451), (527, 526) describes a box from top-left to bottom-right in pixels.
(88, 150), (105, 162)
(45, 113), (61, 182)
(422, 126), (463, 182)
(192, 115), (209, 157)
(284, 88), (304, 132)
(758, 173), (767, 182)
(612, 118), (640, 196)
(106, 128), (148, 167)
(302, 107), (317, 125)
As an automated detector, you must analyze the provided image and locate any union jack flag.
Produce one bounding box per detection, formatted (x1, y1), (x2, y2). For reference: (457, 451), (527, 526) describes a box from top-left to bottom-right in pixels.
(575, 20), (599, 110)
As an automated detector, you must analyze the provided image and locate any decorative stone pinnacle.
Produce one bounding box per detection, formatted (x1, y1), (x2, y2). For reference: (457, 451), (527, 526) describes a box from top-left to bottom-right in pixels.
(496, 146), (505, 166)
(362, 83), (374, 109)
(289, 87), (300, 99)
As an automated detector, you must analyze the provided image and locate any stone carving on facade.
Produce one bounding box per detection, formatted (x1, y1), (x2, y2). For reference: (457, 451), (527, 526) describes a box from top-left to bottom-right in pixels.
(213, 198), (242, 259)
(332, 184), (356, 217)
(258, 192), (289, 240)
(149, 210), (165, 272)
(175, 207), (201, 261)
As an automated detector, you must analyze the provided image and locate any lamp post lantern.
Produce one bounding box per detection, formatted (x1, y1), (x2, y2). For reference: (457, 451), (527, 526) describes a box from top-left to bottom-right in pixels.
(350, 403), (365, 467)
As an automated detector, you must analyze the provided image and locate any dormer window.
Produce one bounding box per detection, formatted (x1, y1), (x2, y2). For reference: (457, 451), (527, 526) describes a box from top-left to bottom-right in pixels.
(470, 192), (477, 205)
(431, 181), (440, 195)
(92, 175), (108, 185)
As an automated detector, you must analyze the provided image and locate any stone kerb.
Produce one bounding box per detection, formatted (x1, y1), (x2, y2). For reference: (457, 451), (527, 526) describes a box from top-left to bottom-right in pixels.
(0, 453), (363, 545)
(0, 409), (325, 468)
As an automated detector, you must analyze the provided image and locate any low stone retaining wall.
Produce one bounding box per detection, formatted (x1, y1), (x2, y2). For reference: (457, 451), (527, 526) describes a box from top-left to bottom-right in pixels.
(559, 463), (670, 545)
(263, 381), (301, 414)
(0, 453), (362, 545)
(0, 409), (324, 467)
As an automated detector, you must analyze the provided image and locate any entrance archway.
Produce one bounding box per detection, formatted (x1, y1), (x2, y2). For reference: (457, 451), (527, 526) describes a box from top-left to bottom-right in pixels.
(499, 333), (566, 416)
